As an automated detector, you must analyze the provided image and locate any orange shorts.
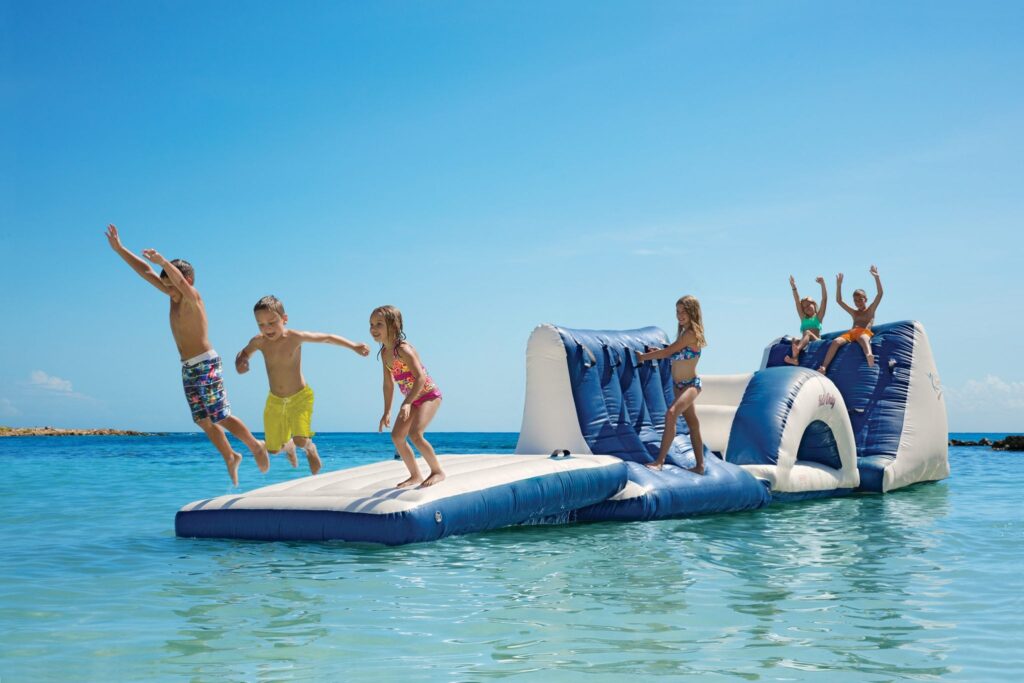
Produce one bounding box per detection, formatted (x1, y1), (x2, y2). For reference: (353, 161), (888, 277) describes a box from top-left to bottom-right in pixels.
(840, 327), (873, 342)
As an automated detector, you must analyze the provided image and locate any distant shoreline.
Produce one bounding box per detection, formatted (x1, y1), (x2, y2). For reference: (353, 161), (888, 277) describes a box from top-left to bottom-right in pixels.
(0, 426), (158, 437)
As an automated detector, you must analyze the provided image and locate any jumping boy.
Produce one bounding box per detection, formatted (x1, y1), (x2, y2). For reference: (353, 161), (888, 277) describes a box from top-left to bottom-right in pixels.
(818, 265), (884, 373)
(105, 224), (269, 486)
(235, 295), (371, 475)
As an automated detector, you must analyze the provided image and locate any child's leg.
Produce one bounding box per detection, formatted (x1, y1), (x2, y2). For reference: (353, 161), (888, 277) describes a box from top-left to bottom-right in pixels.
(682, 403), (704, 475)
(292, 436), (320, 475)
(408, 399), (444, 487)
(785, 331), (815, 365)
(648, 387), (700, 469)
(281, 439), (298, 468)
(196, 417), (243, 486)
(218, 415), (270, 473)
(818, 337), (847, 373)
(856, 334), (875, 366)
(390, 414), (422, 488)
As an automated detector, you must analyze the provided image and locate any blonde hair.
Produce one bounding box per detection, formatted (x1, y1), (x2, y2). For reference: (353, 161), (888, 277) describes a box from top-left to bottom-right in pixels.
(800, 296), (817, 314)
(371, 304), (406, 358)
(676, 295), (707, 348)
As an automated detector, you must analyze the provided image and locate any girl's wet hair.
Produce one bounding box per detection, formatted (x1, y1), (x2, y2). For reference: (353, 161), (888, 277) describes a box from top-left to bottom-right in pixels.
(853, 288), (867, 298)
(676, 295), (708, 348)
(801, 296), (817, 311)
(371, 305), (406, 358)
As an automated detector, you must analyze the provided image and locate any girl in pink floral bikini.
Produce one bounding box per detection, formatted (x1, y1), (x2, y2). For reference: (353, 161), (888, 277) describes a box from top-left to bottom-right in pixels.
(370, 305), (446, 488)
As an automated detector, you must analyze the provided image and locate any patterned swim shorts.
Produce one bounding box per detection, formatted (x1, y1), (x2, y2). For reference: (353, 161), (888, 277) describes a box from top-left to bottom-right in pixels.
(182, 350), (232, 424)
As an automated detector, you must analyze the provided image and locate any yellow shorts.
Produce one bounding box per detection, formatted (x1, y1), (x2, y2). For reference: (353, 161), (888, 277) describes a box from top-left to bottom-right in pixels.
(263, 385), (315, 452)
(840, 327), (873, 343)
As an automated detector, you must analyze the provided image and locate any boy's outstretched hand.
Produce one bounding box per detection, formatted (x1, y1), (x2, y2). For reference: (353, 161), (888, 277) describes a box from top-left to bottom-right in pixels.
(837, 272), (844, 285)
(105, 224), (122, 250)
(870, 265), (879, 277)
(815, 276), (825, 285)
(353, 342), (371, 357)
(142, 248), (165, 265)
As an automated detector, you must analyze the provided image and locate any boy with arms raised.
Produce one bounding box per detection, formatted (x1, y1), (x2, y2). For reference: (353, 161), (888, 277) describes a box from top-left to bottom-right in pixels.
(236, 296), (371, 475)
(105, 224), (269, 486)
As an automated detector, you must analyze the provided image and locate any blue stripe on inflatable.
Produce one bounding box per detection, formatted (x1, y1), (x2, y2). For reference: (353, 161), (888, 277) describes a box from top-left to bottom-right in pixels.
(175, 459), (628, 545)
(726, 366), (818, 466)
(765, 321), (915, 465)
(558, 327), (674, 464)
(575, 458), (772, 522)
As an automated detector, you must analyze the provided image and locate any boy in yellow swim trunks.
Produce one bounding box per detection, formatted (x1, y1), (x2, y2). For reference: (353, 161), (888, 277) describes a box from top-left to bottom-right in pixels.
(818, 265), (884, 374)
(235, 296), (371, 474)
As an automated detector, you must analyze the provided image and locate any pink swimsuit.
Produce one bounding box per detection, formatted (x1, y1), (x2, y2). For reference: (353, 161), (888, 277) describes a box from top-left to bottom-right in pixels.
(387, 345), (442, 407)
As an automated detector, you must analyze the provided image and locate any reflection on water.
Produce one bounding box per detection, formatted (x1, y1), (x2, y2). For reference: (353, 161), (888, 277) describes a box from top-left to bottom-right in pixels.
(1, 437), (1020, 681)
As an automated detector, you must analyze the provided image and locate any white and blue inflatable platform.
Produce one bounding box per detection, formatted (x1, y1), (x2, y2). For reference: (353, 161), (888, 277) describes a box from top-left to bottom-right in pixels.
(176, 320), (949, 545)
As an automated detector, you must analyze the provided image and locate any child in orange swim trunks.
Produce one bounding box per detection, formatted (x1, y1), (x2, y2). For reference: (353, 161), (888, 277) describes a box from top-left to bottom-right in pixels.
(818, 265), (884, 374)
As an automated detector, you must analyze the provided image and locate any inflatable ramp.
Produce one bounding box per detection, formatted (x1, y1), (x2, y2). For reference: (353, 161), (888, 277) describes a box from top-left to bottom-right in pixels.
(176, 454), (625, 545)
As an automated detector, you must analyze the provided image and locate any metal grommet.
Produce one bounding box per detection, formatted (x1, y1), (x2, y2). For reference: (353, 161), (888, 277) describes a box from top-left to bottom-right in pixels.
(434, 510), (443, 523)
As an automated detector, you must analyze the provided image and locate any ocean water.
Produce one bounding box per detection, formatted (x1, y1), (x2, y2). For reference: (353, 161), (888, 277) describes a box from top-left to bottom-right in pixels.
(1, 432), (1022, 682)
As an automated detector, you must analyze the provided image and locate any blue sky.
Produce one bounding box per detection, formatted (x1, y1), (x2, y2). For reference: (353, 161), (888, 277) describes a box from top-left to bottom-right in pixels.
(2, 1), (1022, 432)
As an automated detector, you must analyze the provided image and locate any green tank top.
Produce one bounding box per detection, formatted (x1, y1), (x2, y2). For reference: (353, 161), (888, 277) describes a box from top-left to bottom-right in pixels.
(800, 316), (822, 333)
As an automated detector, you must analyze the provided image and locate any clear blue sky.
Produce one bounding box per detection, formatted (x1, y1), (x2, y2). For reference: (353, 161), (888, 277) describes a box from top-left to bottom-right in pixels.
(2, 1), (1021, 432)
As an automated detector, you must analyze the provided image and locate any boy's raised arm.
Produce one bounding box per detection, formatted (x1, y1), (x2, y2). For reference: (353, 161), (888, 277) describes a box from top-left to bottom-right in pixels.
(835, 272), (856, 315)
(142, 249), (199, 301)
(868, 265), (884, 311)
(105, 224), (169, 293)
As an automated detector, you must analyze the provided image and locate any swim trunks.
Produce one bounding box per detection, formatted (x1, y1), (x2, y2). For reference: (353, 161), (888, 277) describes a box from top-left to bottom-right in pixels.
(839, 327), (873, 342)
(182, 350), (232, 424)
(263, 385), (315, 453)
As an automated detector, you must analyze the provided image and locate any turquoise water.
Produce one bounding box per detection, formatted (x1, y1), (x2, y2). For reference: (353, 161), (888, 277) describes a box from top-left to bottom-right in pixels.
(1, 433), (1022, 682)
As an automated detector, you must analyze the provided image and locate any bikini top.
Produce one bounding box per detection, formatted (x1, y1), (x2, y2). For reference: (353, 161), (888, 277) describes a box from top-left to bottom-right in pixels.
(668, 345), (701, 362)
(386, 345), (439, 397)
(800, 316), (822, 332)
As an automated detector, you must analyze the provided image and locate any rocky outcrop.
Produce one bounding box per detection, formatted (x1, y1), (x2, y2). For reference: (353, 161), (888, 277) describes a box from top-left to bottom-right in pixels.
(0, 426), (155, 437)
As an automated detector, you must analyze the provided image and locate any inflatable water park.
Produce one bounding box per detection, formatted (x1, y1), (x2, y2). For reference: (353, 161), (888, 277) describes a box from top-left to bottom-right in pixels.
(176, 320), (950, 545)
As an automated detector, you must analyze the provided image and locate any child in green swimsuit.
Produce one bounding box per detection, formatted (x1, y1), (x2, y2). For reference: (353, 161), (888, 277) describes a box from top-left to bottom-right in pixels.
(784, 275), (828, 365)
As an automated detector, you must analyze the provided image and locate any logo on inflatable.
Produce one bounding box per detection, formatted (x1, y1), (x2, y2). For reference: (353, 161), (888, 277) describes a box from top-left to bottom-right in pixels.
(928, 371), (943, 400)
(819, 392), (836, 409)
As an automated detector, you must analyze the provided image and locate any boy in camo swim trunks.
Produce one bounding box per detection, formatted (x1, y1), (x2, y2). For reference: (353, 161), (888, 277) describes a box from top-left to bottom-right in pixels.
(105, 224), (269, 486)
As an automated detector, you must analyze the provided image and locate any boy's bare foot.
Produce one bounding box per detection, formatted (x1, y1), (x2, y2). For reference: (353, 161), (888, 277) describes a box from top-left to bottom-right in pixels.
(866, 353), (875, 367)
(225, 451), (242, 487)
(784, 355), (798, 365)
(420, 471), (446, 487)
(688, 465), (705, 475)
(283, 439), (298, 468)
(253, 440), (270, 473)
(645, 460), (664, 470)
(396, 475), (424, 488)
(304, 441), (321, 475)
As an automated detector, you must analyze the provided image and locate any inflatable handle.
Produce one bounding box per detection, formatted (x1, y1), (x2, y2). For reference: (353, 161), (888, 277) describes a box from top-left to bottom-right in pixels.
(565, 332), (597, 368)
(549, 449), (572, 458)
(602, 343), (621, 368)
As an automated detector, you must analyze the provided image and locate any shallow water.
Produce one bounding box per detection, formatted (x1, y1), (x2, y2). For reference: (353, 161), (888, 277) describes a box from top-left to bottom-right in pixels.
(1, 433), (1022, 681)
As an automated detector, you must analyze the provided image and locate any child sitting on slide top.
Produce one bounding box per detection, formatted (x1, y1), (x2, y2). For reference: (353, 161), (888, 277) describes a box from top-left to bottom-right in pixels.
(784, 275), (828, 365)
(236, 296), (371, 475)
(105, 224), (269, 487)
(818, 265), (884, 374)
